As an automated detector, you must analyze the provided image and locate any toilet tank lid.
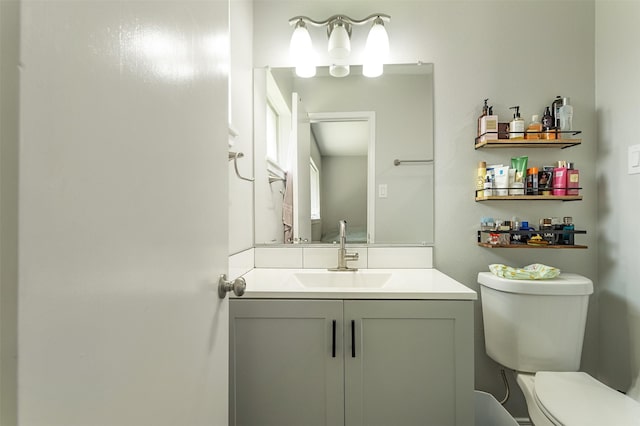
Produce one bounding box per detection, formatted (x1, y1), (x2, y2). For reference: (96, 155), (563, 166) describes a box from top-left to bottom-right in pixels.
(477, 272), (593, 295)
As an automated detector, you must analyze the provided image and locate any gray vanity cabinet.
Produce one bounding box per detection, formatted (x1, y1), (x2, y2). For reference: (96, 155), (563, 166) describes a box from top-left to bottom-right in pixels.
(344, 300), (474, 426)
(229, 299), (474, 426)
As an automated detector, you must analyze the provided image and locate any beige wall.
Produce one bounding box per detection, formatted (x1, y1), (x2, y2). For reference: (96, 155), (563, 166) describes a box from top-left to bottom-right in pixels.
(595, 0), (640, 399)
(0, 1), (19, 424)
(252, 0), (597, 418)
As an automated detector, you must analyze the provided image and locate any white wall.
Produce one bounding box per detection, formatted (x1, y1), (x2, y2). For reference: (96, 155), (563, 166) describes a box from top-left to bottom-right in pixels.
(595, 0), (640, 398)
(229, 0), (255, 254)
(253, 0), (597, 418)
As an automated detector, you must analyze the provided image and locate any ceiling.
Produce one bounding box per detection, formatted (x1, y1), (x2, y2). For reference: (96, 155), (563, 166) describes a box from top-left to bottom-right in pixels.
(310, 120), (369, 156)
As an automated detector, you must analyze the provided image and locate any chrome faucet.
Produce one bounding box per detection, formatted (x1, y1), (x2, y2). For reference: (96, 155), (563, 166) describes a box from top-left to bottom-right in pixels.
(330, 220), (359, 271)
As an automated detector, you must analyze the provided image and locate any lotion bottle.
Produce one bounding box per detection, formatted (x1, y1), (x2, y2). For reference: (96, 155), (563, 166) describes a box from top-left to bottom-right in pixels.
(509, 106), (525, 139)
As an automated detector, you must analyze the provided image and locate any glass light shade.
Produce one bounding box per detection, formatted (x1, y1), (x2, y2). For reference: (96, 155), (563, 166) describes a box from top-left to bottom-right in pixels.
(365, 20), (389, 58)
(362, 19), (389, 78)
(296, 62), (316, 78)
(362, 61), (383, 78)
(327, 24), (350, 59)
(290, 22), (316, 78)
(329, 64), (350, 78)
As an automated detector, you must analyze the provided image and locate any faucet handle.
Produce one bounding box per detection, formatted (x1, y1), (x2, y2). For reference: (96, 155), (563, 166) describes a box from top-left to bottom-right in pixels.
(345, 251), (359, 261)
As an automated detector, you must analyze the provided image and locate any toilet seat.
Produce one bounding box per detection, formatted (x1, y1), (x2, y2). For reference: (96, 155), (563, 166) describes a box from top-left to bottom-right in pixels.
(534, 371), (640, 426)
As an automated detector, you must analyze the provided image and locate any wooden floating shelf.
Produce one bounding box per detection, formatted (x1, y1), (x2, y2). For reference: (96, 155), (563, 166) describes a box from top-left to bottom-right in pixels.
(478, 243), (588, 249)
(476, 195), (582, 201)
(474, 138), (582, 150)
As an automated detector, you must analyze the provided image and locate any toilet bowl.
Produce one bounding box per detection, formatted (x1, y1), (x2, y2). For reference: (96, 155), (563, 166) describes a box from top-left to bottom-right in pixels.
(478, 272), (640, 425)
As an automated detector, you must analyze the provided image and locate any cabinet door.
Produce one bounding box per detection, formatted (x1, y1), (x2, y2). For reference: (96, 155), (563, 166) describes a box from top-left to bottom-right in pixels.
(344, 301), (474, 426)
(230, 299), (344, 426)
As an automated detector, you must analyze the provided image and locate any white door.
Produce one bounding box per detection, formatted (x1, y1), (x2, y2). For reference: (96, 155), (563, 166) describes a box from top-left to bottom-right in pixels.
(291, 93), (312, 242)
(18, 1), (230, 425)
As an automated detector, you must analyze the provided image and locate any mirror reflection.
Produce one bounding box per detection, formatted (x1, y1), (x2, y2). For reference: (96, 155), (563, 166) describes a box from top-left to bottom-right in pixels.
(253, 63), (434, 245)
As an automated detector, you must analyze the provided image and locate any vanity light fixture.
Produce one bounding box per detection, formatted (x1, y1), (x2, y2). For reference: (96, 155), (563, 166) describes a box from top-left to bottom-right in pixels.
(288, 13), (390, 78)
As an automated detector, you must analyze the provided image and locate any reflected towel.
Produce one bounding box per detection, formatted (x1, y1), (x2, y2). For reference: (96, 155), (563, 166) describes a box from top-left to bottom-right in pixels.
(282, 172), (293, 242)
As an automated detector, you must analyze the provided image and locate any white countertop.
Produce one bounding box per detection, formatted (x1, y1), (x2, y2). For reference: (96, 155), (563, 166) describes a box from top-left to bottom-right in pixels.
(233, 268), (477, 300)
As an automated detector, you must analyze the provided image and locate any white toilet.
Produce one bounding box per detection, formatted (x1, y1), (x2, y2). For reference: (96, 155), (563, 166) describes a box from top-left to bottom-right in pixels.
(478, 271), (640, 425)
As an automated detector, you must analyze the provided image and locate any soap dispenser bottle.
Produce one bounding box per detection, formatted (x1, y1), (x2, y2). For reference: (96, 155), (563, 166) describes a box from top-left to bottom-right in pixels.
(477, 98), (489, 139)
(509, 106), (525, 139)
(541, 106), (556, 140)
(480, 105), (498, 142)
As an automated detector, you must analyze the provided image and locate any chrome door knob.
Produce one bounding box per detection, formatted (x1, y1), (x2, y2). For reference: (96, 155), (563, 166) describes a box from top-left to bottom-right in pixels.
(218, 274), (246, 299)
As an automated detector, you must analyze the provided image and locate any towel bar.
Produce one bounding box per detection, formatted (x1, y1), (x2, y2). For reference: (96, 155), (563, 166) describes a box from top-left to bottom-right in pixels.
(393, 159), (434, 166)
(228, 151), (254, 182)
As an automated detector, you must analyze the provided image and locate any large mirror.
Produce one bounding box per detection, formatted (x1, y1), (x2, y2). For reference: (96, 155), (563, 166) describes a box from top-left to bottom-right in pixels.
(253, 63), (434, 245)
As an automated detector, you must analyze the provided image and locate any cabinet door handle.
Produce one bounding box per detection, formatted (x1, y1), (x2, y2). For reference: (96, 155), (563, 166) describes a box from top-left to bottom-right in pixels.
(351, 320), (356, 358)
(332, 320), (336, 358)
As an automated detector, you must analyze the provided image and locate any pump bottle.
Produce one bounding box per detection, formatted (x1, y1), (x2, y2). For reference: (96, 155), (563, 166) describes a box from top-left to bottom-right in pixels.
(509, 106), (525, 139)
(477, 99), (489, 138)
(542, 106), (556, 140)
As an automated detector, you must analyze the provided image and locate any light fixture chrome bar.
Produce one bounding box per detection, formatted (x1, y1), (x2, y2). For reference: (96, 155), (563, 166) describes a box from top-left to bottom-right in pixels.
(288, 13), (390, 27)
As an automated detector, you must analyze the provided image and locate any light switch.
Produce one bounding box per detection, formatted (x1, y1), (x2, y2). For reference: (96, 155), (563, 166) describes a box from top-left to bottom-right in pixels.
(629, 144), (640, 175)
(378, 184), (388, 198)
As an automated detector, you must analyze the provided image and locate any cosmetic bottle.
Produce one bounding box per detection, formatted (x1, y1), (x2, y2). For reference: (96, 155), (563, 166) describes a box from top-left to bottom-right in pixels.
(563, 216), (575, 245)
(525, 115), (542, 140)
(476, 161), (486, 198)
(509, 106), (525, 139)
(480, 106), (498, 142)
(494, 166), (509, 196)
(526, 167), (539, 195)
(542, 106), (556, 140)
(566, 163), (580, 195)
(483, 175), (493, 197)
(552, 166), (567, 196)
(558, 97), (574, 133)
(552, 95), (564, 129)
(477, 99), (489, 138)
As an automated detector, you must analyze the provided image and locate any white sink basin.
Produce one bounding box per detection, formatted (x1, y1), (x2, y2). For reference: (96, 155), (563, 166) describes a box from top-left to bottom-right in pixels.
(290, 271), (392, 288)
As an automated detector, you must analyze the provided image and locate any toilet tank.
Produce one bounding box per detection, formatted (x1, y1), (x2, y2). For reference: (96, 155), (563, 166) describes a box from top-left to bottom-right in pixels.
(478, 272), (593, 373)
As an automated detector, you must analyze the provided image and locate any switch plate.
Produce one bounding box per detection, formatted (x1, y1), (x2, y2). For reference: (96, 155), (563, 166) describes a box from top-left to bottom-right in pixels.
(378, 184), (388, 198)
(629, 144), (640, 175)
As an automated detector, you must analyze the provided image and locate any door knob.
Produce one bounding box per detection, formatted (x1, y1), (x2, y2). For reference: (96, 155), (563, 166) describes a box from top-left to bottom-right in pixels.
(218, 274), (246, 299)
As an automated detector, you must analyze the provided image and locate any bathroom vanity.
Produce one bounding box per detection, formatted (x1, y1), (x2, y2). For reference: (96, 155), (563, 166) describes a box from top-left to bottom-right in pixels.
(229, 268), (476, 426)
